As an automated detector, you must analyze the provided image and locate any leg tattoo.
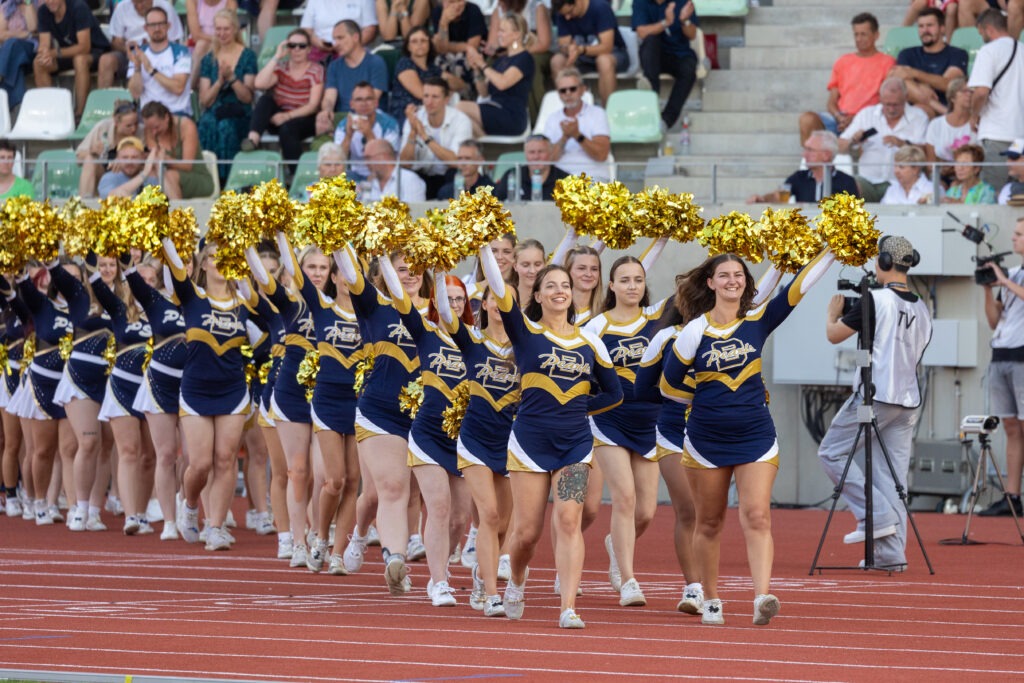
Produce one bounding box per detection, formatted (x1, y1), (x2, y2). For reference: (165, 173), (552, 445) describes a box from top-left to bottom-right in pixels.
(556, 463), (589, 504)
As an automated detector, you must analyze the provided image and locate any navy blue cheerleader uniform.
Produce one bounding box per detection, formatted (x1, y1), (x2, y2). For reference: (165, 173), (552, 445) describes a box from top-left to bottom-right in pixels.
(245, 294), (277, 419)
(0, 298), (26, 407)
(125, 268), (187, 415)
(50, 265), (112, 406)
(635, 325), (693, 459)
(259, 275), (316, 425)
(258, 303), (285, 428)
(91, 274), (152, 421)
(14, 275), (74, 420)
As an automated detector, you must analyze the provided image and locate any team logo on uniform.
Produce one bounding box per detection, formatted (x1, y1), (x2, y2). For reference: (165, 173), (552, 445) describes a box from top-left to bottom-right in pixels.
(127, 321), (152, 338)
(200, 311), (245, 336)
(325, 321), (361, 351)
(298, 316), (317, 341)
(609, 336), (649, 367)
(702, 339), (757, 372)
(162, 310), (186, 328)
(54, 317), (73, 332)
(538, 347), (591, 381)
(428, 347), (466, 380)
(386, 322), (415, 349)
(475, 358), (518, 391)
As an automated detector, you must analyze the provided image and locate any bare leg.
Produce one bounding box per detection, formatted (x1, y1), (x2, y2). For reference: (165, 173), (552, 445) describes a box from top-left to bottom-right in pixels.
(733, 462), (777, 597)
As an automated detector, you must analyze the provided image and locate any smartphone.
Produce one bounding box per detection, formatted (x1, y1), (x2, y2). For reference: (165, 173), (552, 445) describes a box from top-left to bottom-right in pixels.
(861, 127), (878, 141)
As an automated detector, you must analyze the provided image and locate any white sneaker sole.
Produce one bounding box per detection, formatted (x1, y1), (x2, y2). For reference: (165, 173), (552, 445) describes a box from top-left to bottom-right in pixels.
(753, 595), (780, 625)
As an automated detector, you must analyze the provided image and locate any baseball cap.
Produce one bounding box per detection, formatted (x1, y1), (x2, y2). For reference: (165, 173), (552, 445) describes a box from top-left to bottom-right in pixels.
(116, 136), (145, 152)
(879, 235), (916, 268)
(1000, 139), (1024, 159)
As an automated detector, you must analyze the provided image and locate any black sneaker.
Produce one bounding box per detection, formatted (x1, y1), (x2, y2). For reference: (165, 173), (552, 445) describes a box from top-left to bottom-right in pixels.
(979, 495), (1023, 516)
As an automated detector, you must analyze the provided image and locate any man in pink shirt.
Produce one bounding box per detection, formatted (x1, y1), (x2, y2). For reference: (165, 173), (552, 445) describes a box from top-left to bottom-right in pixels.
(799, 13), (895, 144)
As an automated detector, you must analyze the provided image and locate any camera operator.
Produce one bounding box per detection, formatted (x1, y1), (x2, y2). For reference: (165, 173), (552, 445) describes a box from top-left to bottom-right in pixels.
(817, 235), (932, 569)
(979, 216), (1024, 517)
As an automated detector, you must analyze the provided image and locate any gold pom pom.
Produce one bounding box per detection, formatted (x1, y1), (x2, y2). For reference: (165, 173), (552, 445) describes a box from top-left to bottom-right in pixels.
(398, 377), (424, 418)
(1, 197), (61, 267)
(553, 174), (594, 234)
(58, 332), (74, 361)
(816, 192), (880, 266)
(755, 207), (822, 273)
(629, 186), (704, 243)
(554, 175), (636, 249)
(20, 334), (35, 377)
(141, 337), (154, 373)
(103, 335), (117, 375)
(0, 343), (7, 377)
(445, 185), (515, 261)
(699, 211), (764, 263)
(294, 174), (363, 254)
(249, 178), (296, 241)
(296, 348), (320, 403)
(441, 381), (471, 439)
(206, 191), (263, 280)
(353, 352), (374, 396)
(354, 196), (413, 257)
(166, 207), (200, 262)
(258, 359), (273, 386)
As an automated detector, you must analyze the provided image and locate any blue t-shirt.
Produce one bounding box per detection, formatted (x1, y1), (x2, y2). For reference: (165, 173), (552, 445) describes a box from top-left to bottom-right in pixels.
(430, 2), (487, 43)
(896, 45), (968, 105)
(387, 56), (442, 123)
(325, 51), (390, 112)
(97, 171), (159, 198)
(631, 0), (699, 58)
(490, 51), (534, 112)
(557, 0), (624, 51)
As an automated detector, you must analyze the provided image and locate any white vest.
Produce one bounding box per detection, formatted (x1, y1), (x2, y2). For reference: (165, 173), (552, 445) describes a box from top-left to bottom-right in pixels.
(854, 288), (932, 408)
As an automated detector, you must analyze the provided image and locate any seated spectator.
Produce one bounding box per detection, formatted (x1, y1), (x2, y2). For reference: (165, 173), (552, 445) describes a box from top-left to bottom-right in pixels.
(303, 0), (377, 58)
(333, 81), (401, 181)
(197, 9), (257, 182)
(494, 133), (569, 201)
(903, 0), (958, 37)
(486, 0), (554, 123)
(436, 139), (493, 199)
(891, 8), (967, 117)
(958, 0), (1023, 40)
(97, 136), (160, 198)
(550, 0), (628, 107)
(99, 0), (183, 89)
(76, 100), (140, 198)
(140, 101), (214, 199)
(363, 138), (426, 202)
(543, 67), (611, 181)
(398, 76), (472, 198)
(249, 0), (305, 46)
(997, 139), (1024, 205)
(633, 0), (699, 130)
(431, 0), (487, 100)
(316, 141), (346, 180)
(376, 0), (432, 44)
(387, 26), (441, 126)
(839, 77), (929, 201)
(33, 0), (111, 118)
(0, 0), (39, 109)
(185, 0), (239, 86)
(245, 28), (323, 168)
(748, 131), (859, 203)
(799, 13), (894, 144)
(944, 143), (996, 203)
(315, 20), (388, 137)
(880, 145), (934, 204)
(923, 77), (976, 178)
(458, 13), (534, 138)
(127, 6), (192, 116)
(0, 138), (33, 200)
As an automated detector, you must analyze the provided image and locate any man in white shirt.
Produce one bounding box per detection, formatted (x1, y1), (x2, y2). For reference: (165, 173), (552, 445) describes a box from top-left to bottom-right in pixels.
(333, 82), (401, 181)
(997, 139), (1024, 205)
(968, 8), (1024, 191)
(543, 67), (612, 181)
(364, 138), (426, 202)
(126, 6), (191, 116)
(839, 77), (929, 202)
(98, 0), (182, 88)
(398, 77), (473, 199)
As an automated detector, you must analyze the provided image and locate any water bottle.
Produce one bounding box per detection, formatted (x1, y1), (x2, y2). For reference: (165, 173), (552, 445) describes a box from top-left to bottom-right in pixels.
(679, 115), (691, 155)
(453, 172), (465, 196)
(530, 169), (543, 202)
(507, 168), (519, 202)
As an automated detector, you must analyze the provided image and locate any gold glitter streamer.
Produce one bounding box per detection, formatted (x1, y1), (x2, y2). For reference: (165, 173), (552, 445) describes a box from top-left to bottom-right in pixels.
(205, 191), (262, 280)
(296, 348), (320, 402)
(249, 179), (296, 241)
(141, 337), (154, 373)
(398, 377), (424, 419)
(441, 381), (470, 439)
(629, 186), (704, 243)
(815, 192), (880, 267)
(294, 174), (363, 254)
(444, 186), (515, 264)
(58, 332), (74, 361)
(353, 196), (413, 257)
(103, 335), (117, 375)
(698, 211), (764, 263)
(20, 334), (35, 378)
(755, 207), (822, 274)
(166, 207), (200, 262)
(258, 360), (273, 386)
(353, 352), (374, 396)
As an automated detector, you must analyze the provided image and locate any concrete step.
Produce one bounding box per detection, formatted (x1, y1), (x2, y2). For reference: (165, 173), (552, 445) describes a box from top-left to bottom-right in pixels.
(744, 24), (856, 47)
(704, 69), (829, 92)
(745, 5), (905, 26)
(642, 171), (790, 203)
(730, 45), (847, 70)
(655, 154), (799, 178)
(685, 111), (796, 134)
(702, 88), (823, 112)
(770, 0), (898, 8)
(686, 132), (802, 156)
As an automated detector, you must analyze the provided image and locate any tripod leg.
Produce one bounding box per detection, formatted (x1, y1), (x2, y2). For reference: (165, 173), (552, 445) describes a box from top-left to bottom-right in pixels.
(984, 450), (1024, 544)
(960, 443), (987, 543)
(809, 424), (866, 575)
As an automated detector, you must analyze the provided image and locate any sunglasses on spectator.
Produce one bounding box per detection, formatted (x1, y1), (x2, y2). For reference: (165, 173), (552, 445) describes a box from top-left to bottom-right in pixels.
(558, 85), (580, 94)
(114, 103), (137, 115)
(287, 42), (310, 49)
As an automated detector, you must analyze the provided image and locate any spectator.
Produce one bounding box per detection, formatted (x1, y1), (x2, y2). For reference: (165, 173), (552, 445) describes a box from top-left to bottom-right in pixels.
(0, 0), (39, 109)
(799, 13), (894, 144)
(486, 0), (554, 123)
(398, 76), (472, 198)
(632, 0), (699, 130)
(542, 66), (611, 181)
(748, 130), (860, 203)
(967, 8), (1024, 191)
(249, 0), (305, 45)
(33, 0), (112, 118)
(892, 7), (968, 117)
(923, 77), (976, 178)
(363, 138), (426, 202)
(436, 139), (493, 199)
(97, 136), (160, 198)
(127, 6), (192, 116)
(996, 138), (1024, 205)
(76, 100), (140, 198)
(959, 0), (1023, 40)
(880, 145), (934, 204)
(0, 138), (33, 200)
(944, 142), (997, 203)
(315, 20), (388, 137)
(839, 77), (929, 202)
(458, 12), (534, 138)
(494, 133), (569, 201)
(431, 0), (487, 100)
(185, 0), (238, 86)
(316, 141), (346, 180)
(99, 0), (183, 89)
(333, 80), (401, 181)
(550, 0), (628, 107)
(197, 9), (257, 182)
(376, 0), (432, 44)
(387, 25), (441, 126)
(903, 0), (958, 37)
(244, 28), (323, 169)
(302, 0), (377, 57)
(140, 101), (214, 199)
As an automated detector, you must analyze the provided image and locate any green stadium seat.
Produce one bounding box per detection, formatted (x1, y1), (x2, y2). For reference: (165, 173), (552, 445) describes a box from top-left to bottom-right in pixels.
(881, 26), (921, 58)
(372, 44), (401, 86)
(950, 27), (984, 72)
(224, 150), (282, 191)
(31, 149), (81, 200)
(69, 88), (132, 142)
(614, 0), (632, 18)
(258, 25), (295, 70)
(692, 0), (749, 17)
(493, 151), (525, 182)
(607, 89), (661, 143)
(289, 150), (320, 199)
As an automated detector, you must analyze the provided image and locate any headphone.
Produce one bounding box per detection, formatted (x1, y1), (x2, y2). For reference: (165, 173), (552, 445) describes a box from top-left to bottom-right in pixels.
(877, 235), (921, 271)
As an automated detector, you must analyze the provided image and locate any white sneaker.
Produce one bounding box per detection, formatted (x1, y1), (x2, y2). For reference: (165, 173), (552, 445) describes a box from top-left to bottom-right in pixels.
(461, 527), (478, 568)
(843, 524), (897, 544)
(327, 553), (348, 576)
(605, 534), (622, 591)
(553, 573), (583, 596)
(161, 522), (179, 541)
(484, 595), (505, 617)
(343, 531), (368, 573)
(199, 522), (210, 542)
(47, 505), (64, 523)
(619, 578), (647, 607)
(559, 608), (585, 629)
(366, 524), (380, 546)
(290, 544), (308, 568)
(68, 510), (86, 531)
(86, 514), (107, 531)
(254, 512), (276, 536)
(329, 524), (336, 546)
(145, 498), (163, 523)
(123, 515), (141, 536)
(277, 536), (293, 559)
(307, 539), (328, 573)
(677, 582), (704, 614)
(205, 526), (231, 551)
(224, 509), (237, 528)
(753, 594), (780, 625)
(245, 509), (258, 530)
(702, 598), (725, 625)
(429, 580), (457, 607)
(177, 505), (201, 543)
(105, 496), (124, 516)
(470, 564), (486, 611)
(401, 575), (412, 593)
(385, 554), (408, 596)
(5, 497), (22, 517)
(497, 554), (511, 581)
(448, 542), (461, 565)
(503, 568), (528, 620)
(407, 534), (426, 561)
(34, 502), (52, 526)
(57, 493), (68, 510)
(22, 501), (34, 520)
(137, 519), (155, 535)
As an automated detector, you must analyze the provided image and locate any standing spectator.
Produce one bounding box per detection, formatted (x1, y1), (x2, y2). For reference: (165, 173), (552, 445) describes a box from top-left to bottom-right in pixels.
(903, 0), (959, 37)
(33, 0), (112, 118)
(140, 101), (214, 199)
(436, 139), (493, 199)
(543, 67), (611, 181)
(632, 0), (700, 131)
(968, 8), (1024, 191)
(185, 0), (239, 86)
(333, 80), (401, 181)
(550, 0), (628, 107)
(996, 139), (1024, 205)
(376, 0), (432, 44)
(458, 13), (534, 138)
(97, 136), (160, 198)
(0, 138), (33, 200)
(303, 0), (377, 57)
(398, 77), (472, 198)
(494, 133), (569, 201)
(486, 0), (554, 123)
(363, 138), (426, 201)
(76, 100), (140, 198)
(387, 25), (441, 126)
(197, 9), (257, 182)
(249, 0), (305, 46)
(0, 0), (39, 109)
(923, 77), (976, 176)
(799, 13), (895, 144)
(959, 0), (1024, 41)
(944, 142), (997, 203)
(839, 78), (929, 202)
(127, 6), (192, 116)
(892, 7), (968, 117)
(748, 131), (860, 203)
(244, 28), (323, 170)
(431, 0), (487, 100)
(880, 144), (934, 204)
(98, 0), (183, 89)
(315, 20), (388, 137)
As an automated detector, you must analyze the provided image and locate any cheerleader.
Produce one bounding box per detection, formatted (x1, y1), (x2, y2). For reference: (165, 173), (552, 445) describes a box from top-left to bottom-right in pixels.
(162, 239), (259, 551)
(465, 233), (517, 312)
(660, 251), (831, 625)
(478, 244), (623, 629)
(564, 243), (604, 326)
(1, 293), (26, 517)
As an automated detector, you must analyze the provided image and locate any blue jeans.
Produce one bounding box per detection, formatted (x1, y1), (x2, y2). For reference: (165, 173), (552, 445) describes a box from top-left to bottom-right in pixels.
(0, 38), (37, 108)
